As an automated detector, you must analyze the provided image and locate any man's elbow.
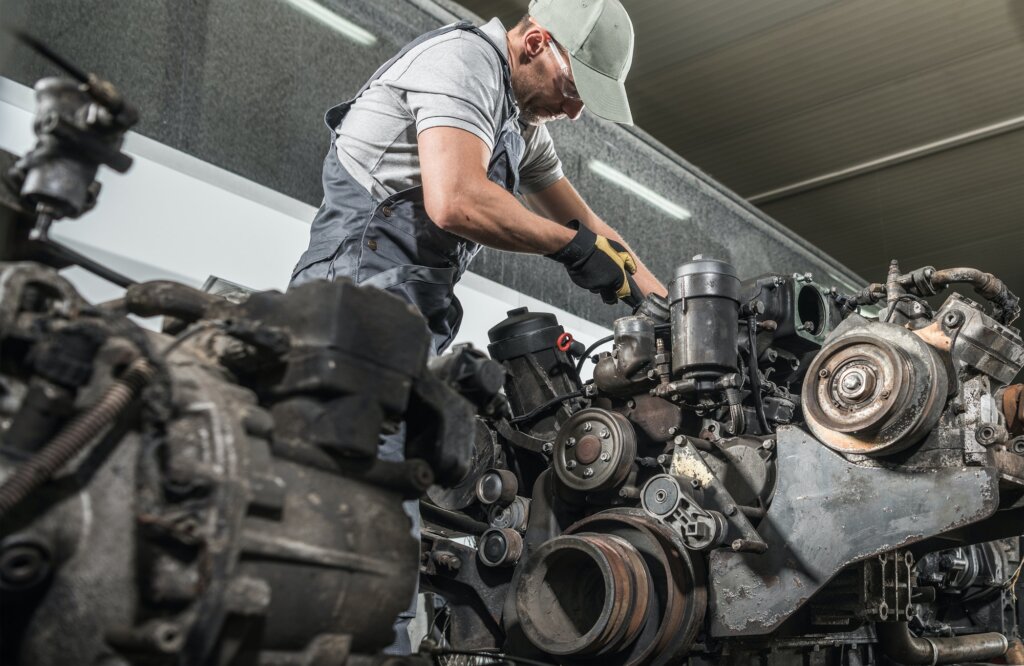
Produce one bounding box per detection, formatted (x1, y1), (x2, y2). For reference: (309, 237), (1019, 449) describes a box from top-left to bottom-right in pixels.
(425, 191), (474, 233)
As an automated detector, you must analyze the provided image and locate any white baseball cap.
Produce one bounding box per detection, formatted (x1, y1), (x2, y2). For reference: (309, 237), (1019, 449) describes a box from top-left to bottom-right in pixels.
(528, 0), (635, 125)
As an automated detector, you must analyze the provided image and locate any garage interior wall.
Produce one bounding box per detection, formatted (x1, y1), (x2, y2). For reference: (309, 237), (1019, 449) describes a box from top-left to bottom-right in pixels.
(0, 0), (864, 332)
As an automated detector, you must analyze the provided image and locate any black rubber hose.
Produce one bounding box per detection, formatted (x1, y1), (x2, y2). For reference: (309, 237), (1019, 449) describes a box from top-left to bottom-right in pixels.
(876, 622), (1008, 665)
(508, 389), (584, 425)
(420, 501), (489, 536)
(574, 334), (614, 377)
(0, 358), (157, 519)
(747, 317), (772, 434)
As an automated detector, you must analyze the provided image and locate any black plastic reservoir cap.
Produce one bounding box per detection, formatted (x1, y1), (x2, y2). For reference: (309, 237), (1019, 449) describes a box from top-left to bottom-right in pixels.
(487, 308), (564, 361)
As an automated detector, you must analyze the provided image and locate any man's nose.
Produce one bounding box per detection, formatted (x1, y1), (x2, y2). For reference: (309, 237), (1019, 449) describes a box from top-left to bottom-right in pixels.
(563, 97), (585, 121)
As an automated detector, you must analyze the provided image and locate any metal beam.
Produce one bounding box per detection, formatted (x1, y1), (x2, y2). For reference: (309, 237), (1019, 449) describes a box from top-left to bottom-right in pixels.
(747, 115), (1024, 205)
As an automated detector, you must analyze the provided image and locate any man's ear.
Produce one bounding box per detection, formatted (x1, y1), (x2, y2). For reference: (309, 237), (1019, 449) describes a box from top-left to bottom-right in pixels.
(520, 25), (547, 59)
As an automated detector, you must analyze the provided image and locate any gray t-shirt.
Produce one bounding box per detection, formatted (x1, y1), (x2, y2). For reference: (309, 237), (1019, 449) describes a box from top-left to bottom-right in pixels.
(334, 18), (564, 201)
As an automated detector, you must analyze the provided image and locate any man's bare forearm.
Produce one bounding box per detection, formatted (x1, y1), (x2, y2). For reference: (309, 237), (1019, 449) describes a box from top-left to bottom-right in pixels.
(429, 177), (575, 254)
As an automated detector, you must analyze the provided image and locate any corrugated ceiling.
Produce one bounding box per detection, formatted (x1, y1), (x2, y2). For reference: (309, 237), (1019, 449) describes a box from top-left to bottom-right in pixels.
(460, 0), (1024, 312)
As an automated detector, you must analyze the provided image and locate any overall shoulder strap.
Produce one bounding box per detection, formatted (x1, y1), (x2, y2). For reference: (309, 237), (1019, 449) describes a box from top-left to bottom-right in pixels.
(325, 21), (516, 131)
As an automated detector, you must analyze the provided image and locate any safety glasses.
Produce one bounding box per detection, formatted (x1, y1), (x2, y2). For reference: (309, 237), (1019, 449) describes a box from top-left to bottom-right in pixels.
(547, 39), (582, 101)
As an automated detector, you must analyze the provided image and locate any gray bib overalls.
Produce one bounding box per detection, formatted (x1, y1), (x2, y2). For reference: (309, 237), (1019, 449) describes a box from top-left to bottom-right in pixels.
(290, 21), (526, 355)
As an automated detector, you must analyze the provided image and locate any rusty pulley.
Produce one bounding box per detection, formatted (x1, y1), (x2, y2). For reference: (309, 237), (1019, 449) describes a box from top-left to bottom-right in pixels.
(513, 510), (705, 665)
(802, 318), (948, 456)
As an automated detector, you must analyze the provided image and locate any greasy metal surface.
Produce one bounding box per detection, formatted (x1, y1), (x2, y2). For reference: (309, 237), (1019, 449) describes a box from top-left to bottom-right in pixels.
(707, 426), (1000, 637)
(669, 437), (766, 552)
(941, 293), (1024, 384)
(0, 258), (480, 663)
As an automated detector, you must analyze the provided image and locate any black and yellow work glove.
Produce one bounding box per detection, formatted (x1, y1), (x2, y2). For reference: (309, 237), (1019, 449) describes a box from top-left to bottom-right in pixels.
(547, 221), (639, 305)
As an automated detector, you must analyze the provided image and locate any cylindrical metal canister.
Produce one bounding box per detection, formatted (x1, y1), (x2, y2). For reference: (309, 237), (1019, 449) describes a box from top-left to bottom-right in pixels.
(669, 257), (741, 379)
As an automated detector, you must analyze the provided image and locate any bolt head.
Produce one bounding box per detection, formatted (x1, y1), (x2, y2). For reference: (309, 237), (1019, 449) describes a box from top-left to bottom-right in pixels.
(819, 368), (830, 378)
(600, 452), (611, 462)
(566, 460), (577, 470)
(656, 454), (668, 465)
(599, 428), (610, 439)
(583, 423), (593, 432)
(566, 437), (576, 447)
(583, 467), (594, 478)
(542, 442), (553, 454)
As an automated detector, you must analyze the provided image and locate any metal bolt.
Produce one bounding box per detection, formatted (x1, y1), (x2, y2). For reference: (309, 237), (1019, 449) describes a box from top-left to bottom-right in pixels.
(725, 504), (737, 516)
(600, 452), (611, 462)
(627, 399), (636, 409)
(690, 479), (701, 489)
(599, 428), (610, 439)
(542, 442), (553, 454)
(583, 423), (593, 432)
(818, 368), (830, 378)
(880, 389), (891, 399)
(836, 367), (873, 401)
(762, 439), (776, 451)
(566, 460), (577, 470)
(841, 373), (863, 392)
(583, 467), (594, 478)
(656, 454), (668, 465)
(667, 426), (678, 436)
(566, 437), (576, 447)
(434, 552), (461, 571)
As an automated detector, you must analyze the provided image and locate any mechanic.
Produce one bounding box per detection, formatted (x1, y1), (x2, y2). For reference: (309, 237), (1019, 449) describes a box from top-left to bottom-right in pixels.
(291, 0), (666, 355)
(289, 0), (664, 654)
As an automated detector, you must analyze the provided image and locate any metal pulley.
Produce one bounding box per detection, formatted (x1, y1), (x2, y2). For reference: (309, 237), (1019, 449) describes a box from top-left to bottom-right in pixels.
(552, 408), (637, 492)
(802, 317), (948, 456)
(640, 474), (728, 551)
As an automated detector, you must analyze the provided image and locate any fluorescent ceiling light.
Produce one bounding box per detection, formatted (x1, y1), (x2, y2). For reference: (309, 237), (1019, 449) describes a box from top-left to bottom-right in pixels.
(282, 0), (378, 46)
(588, 160), (690, 220)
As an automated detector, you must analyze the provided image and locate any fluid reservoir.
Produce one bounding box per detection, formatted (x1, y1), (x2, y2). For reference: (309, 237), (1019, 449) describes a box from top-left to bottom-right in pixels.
(670, 257), (741, 379)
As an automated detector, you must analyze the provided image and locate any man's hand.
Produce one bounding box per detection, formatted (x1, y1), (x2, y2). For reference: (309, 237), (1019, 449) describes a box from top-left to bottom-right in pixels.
(548, 221), (639, 304)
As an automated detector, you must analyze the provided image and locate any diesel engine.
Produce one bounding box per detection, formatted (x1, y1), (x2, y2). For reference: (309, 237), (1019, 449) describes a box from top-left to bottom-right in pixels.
(420, 257), (1024, 665)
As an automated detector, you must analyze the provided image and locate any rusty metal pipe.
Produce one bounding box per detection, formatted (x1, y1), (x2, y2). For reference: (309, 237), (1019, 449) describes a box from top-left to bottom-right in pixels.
(876, 622), (1008, 665)
(928, 267), (1019, 324)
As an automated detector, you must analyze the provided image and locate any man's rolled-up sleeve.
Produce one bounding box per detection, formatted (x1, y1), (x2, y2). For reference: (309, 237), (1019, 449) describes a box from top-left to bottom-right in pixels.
(518, 124), (565, 194)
